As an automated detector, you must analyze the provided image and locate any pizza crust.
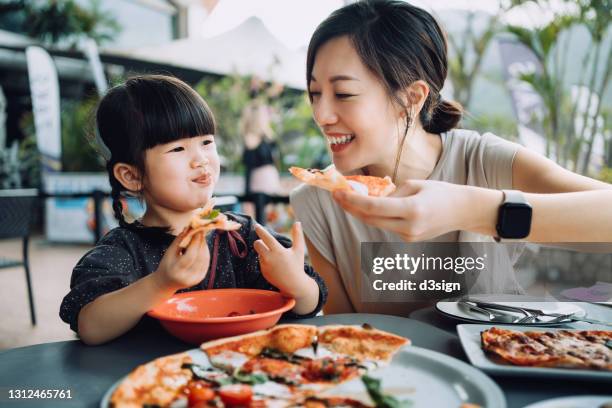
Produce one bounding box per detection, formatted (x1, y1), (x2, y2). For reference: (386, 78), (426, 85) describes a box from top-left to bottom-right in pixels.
(110, 352), (192, 408)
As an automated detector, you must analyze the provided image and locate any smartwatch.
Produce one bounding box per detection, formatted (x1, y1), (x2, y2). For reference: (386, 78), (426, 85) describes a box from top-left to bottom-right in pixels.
(495, 190), (532, 240)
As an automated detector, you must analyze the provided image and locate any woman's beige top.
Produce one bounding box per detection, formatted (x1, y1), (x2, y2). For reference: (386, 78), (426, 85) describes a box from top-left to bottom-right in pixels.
(290, 129), (523, 316)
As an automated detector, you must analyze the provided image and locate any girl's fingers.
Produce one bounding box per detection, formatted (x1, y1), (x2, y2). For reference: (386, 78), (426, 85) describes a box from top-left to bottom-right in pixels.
(254, 224), (283, 251)
(291, 222), (305, 256)
(182, 231), (203, 263)
(253, 239), (270, 258)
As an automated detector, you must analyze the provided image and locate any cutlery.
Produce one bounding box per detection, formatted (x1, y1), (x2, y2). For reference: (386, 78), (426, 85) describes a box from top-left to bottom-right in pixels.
(466, 299), (612, 327)
(458, 300), (521, 323)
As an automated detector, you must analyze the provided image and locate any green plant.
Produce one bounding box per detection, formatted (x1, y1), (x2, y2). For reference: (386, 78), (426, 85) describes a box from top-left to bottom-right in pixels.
(195, 74), (326, 172)
(19, 97), (105, 175)
(599, 167), (612, 184)
(195, 74), (252, 172)
(463, 112), (520, 142)
(61, 97), (105, 172)
(505, 0), (611, 173)
(1, 0), (120, 47)
(446, 1), (532, 110)
(0, 134), (41, 190)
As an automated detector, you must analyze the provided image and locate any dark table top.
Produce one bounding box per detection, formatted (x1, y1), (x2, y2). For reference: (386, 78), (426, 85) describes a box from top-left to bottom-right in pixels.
(0, 313), (610, 408)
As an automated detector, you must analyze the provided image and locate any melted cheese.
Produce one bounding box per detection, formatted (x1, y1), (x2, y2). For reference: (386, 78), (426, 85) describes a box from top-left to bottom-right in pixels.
(347, 180), (369, 196)
(253, 381), (293, 398)
(209, 351), (249, 370)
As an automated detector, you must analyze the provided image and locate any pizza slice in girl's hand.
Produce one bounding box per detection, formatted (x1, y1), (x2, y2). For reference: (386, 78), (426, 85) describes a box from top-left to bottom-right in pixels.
(289, 166), (396, 197)
(179, 198), (241, 248)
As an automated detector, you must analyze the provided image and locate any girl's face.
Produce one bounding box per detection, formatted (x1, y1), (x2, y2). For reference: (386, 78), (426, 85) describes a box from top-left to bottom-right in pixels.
(142, 135), (220, 213)
(309, 36), (403, 173)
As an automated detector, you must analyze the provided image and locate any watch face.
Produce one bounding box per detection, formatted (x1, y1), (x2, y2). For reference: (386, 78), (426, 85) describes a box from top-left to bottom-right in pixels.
(498, 203), (532, 239)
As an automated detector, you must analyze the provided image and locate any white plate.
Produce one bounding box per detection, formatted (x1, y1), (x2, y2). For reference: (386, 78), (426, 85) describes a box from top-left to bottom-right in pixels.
(523, 395), (612, 408)
(457, 324), (612, 381)
(100, 346), (506, 407)
(436, 294), (586, 326)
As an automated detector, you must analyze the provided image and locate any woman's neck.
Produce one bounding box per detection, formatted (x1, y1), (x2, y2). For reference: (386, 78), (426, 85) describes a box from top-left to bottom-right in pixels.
(366, 127), (442, 184)
(140, 205), (195, 235)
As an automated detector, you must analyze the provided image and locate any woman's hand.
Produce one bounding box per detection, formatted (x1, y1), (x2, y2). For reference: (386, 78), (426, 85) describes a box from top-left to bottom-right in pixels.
(254, 222), (310, 297)
(332, 180), (493, 241)
(153, 229), (211, 291)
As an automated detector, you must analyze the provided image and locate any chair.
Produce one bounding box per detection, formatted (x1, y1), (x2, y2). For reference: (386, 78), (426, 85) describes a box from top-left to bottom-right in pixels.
(0, 189), (39, 325)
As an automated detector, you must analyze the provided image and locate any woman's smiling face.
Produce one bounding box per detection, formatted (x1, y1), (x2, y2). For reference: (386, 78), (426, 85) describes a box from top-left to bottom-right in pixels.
(309, 36), (403, 173)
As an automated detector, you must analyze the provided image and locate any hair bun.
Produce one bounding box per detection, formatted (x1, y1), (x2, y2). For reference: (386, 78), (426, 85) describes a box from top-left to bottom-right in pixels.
(424, 98), (463, 133)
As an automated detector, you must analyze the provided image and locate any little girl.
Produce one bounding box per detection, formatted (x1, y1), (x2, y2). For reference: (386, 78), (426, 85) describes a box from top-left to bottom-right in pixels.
(59, 75), (327, 345)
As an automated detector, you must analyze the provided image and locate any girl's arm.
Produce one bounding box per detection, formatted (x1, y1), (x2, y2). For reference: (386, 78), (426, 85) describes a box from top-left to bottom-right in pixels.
(77, 273), (175, 345)
(253, 222), (323, 315)
(78, 231), (209, 345)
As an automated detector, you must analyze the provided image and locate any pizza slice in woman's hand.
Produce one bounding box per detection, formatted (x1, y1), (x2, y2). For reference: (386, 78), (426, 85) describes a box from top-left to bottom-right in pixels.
(179, 198), (241, 248)
(289, 166), (396, 197)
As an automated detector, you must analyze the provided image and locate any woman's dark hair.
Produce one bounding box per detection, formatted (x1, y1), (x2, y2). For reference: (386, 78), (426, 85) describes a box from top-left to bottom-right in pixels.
(95, 74), (216, 227)
(306, 0), (462, 134)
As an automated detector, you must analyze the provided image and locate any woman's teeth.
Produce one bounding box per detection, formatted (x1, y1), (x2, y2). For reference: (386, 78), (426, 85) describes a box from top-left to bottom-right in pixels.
(328, 135), (355, 145)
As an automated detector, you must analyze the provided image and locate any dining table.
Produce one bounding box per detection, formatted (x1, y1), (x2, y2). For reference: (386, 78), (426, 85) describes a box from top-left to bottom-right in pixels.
(0, 310), (610, 408)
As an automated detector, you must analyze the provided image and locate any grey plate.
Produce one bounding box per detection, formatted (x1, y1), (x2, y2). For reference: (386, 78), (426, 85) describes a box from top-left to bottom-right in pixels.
(457, 324), (612, 381)
(101, 346), (505, 407)
(522, 395), (612, 408)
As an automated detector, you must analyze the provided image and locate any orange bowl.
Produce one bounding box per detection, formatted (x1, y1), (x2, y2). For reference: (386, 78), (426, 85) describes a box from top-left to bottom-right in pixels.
(147, 289), (296, 344)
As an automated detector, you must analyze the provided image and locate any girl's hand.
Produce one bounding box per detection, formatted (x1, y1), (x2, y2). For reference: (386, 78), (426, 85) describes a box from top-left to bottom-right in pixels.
(154, 229), (211, 291)
(332, 180), (473, 242)
(254, 222), (309, 298)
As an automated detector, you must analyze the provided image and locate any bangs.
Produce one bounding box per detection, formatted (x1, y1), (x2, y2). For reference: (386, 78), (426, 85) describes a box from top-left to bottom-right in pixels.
(125, 75), (216, 149)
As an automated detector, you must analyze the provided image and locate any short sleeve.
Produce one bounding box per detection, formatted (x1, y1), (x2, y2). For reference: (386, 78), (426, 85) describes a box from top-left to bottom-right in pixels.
(479, 133), (520, 190)
(290, 184), (336, 265)
(59, 245), (138, 332)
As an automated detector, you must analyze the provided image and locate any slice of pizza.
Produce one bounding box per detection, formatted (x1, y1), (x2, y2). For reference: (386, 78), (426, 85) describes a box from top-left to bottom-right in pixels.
(481, 327), (582, 368)
(201, 324), (318, 372)
(316, 324), (410, 367)
(110, 352), (193, 408)
(179, 197), (241, 248)
(289, 166), (396, 197)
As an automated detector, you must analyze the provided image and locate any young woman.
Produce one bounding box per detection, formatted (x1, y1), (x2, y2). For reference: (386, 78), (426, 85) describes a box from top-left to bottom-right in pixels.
(290, 0), (612, 315)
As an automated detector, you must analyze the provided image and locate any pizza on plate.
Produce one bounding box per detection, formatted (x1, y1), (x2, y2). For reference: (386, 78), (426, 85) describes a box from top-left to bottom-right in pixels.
(289, 166), (396, 197)
(481, 327), (612, 370)
(109, 323), (410, 408)
(179, 198), (241, 248)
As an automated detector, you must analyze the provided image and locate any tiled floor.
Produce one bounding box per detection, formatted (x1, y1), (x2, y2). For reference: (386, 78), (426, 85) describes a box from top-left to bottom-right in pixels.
(0, 236), (90, 350)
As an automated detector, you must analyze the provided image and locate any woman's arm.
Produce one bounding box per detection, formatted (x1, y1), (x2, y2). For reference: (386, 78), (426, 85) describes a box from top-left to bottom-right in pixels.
(332, 147), (612, 243)
(304, 237), (355, 314)
(466, 147), (612, 241)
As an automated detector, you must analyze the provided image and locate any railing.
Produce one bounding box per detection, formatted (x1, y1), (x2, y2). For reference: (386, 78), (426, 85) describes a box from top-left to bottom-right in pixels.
(40, 190), (289, 243)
